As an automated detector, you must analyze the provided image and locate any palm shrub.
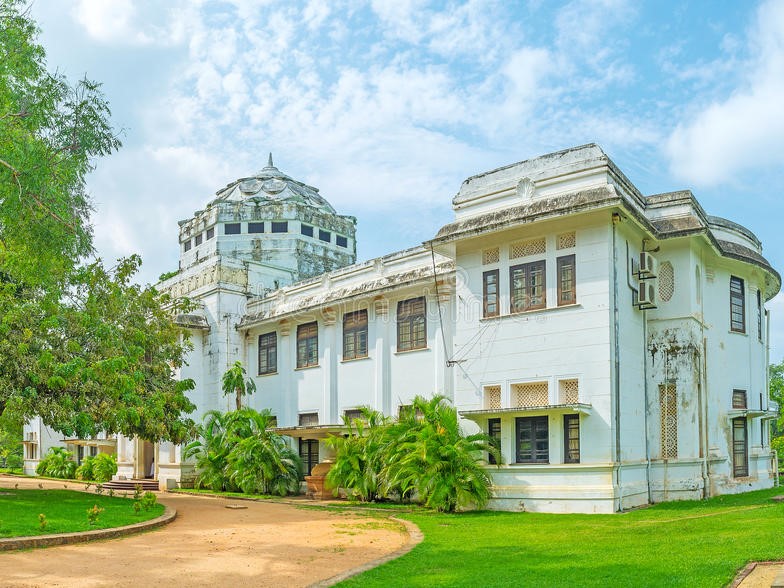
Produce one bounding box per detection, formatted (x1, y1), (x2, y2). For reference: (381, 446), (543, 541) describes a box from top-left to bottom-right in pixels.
(184, 410), (234, 491)
(325, 407), (389, 502)
(36, 447), (77, 479)
(226, 409), (301, 496)
(185, 408), (302, 495)
(381, 395), (501, 512)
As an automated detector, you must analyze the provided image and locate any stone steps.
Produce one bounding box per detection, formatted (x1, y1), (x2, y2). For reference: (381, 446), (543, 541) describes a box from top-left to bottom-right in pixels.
(101, 479), (159, 492)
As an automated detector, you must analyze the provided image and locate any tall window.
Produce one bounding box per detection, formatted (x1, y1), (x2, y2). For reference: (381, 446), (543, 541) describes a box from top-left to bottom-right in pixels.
(224, 223), (241, 235)
(195, 233), (203, 246)
(397, 297), (426, 351)
(510, 260), (546, 312)
(301, 224), (313, 237)
(343, 310), (368, 360)
(299, 439), (319, 477)
(336, 235), (348, 248)
(206, 227), (215, 240)
(730, 276), (745, 333)
(488, 418), (501, 465)
(732, 389), (747, 409)
(757, 289), (763, 342)
(515, 416), (549, 463)
(483, 270), (499, 317)
(660, 383), (678, 459)
(319, 229), (331, 242)
(732, 417), (748, 477)
(564, 415), (580, 463)
(557, 255), (576, 306)
(296, 322), (318, 368)
(258, 332), (277, 375)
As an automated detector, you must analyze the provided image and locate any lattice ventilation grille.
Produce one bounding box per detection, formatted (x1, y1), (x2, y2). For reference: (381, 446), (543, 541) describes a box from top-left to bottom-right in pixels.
(510, 237), (546, 259)
(482, 247), (500, 265)
(559, 379), (579, 404)
(298, 413), (319, 427)
(512, 382), (549, 408)
(659, 384), (678, 459)
(484, 386), (502, 410)
(658, 261), (675, 302)
(557, 232), (576, 250)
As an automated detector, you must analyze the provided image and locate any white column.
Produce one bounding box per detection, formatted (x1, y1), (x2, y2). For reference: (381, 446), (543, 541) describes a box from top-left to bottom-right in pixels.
(373, 297), (391, 416)
(322, 308), (338, 424)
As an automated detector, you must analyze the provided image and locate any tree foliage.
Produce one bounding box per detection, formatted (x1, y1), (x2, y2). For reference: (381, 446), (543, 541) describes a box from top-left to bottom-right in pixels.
(221, 361), (256, 411)
(770, 359), (784, 435)
(0, 1), (196, 442)
(184, 408), (301, 496)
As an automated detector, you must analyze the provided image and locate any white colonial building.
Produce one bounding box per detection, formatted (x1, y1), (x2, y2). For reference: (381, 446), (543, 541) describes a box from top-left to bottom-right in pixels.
(24, 145), (780, 513)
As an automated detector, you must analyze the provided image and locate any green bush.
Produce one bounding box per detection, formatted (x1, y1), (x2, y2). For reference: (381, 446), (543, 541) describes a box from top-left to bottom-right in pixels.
(75, 456), (95, 481)
(36, 447), (77, 479)
(92, 453), (118, 482)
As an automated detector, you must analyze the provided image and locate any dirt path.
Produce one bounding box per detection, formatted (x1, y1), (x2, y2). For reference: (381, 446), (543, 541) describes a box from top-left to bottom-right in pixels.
(0, 476), (410, 587)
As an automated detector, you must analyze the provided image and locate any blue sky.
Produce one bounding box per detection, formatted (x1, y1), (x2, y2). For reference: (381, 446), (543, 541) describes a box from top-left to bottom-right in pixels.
(30, 0), (784, 359)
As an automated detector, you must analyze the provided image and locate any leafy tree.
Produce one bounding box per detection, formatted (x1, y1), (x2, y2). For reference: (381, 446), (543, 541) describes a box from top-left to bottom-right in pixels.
(381, 395), (501, 512)
(325, 407), (389, 502)
(770, 360), (784, 436)
(222, 361), (257, 411)
(0, 410), (22, 470)
(0, 2), (196, 442)
(35, 446), (76, 479)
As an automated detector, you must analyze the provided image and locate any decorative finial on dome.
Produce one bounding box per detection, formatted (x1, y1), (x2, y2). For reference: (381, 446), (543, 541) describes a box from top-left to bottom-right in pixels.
(268, 152), (274, 168)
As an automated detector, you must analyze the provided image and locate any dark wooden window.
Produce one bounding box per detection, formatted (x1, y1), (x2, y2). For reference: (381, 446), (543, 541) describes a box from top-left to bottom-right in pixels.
(271, 221), (288, 233)
(483, 270), (499, 317)
(296, 322), (318, 368)
(301, 224), (314, 237)
(515, 416), (549, 463)
(343, 310), (368, 360)
(510, 260), (546, 313)
(206, 227), (215, 240)
(336, 235), (348, 248)
(224, 223), (241, 235)
(757, 289), (763, 342)
(397, 297), (427, 351)
(732, 389), (747, 409)
(488, 418), (501, 465)
(299, 439), (319, 477)
(319, 229), (331, 242)
(183, 239), (192, 252)
(248, 222), (264, 233)
(89, 446), (97, 457)
(564, 414), (580, 463)
(730, 276), (745, 333)
(557, 254), (576, 306)
(732, 417), (748, 477)
(194, 233), (203, 246)
(299, 412), (319, 426)
(258, 332), (277, 375)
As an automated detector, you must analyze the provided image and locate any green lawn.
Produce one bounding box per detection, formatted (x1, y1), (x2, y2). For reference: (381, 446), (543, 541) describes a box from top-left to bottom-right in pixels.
(337, 487), (784, 587)
(0, 488), (165, 537)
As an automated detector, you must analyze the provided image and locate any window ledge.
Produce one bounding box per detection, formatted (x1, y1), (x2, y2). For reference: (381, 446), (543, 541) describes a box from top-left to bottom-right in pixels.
(729, 329), (748, 336)
(481, 303), (582, 322)
(341, 355), (371, 363)
(294, 364), (320, 371)
(257, 371), (278, 377)
(394, 347), (430, 355)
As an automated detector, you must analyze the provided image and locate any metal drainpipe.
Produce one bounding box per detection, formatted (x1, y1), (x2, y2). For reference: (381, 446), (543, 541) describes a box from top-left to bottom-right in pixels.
(612, 213), (623, 511)
(700, 249), (710, 499)
(642, 307), (652, 504)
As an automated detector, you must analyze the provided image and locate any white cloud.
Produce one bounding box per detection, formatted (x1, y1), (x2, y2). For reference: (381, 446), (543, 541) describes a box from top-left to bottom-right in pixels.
(666, 0), (784, 186)
(71, 0), (189, 46)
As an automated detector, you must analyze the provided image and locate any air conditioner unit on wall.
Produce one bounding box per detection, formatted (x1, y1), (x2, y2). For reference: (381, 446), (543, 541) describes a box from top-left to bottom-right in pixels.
(638, 251), (658, 279)
(635, 280), (658, 310)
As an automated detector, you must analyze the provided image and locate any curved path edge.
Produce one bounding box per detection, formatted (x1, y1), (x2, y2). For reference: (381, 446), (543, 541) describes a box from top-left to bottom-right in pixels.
(0, 505), (177, 552)
(310, 516), (424, 587)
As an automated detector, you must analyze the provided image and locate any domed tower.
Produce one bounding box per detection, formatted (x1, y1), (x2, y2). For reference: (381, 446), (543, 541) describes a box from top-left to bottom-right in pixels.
(175, 154), (357, 292)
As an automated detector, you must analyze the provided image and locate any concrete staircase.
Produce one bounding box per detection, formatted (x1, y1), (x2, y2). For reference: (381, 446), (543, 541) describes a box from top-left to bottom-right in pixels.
(101, 479), (159, 492)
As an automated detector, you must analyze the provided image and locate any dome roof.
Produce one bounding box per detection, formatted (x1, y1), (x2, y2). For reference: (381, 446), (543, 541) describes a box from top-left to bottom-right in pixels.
(210, 154), (336, 214)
